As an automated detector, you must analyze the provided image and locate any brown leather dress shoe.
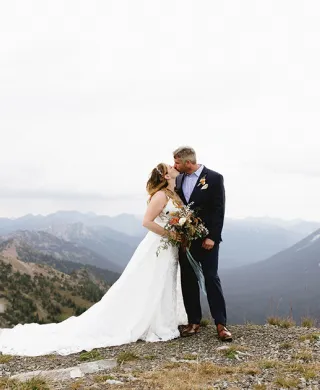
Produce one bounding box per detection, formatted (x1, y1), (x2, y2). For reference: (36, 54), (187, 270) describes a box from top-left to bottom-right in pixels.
(178, 324), (188, 334)
(181, 324), (200, 337)
(217, 324), (232, 342)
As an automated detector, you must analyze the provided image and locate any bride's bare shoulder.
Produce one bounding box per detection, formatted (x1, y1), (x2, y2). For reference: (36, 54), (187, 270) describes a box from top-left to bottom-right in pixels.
(150, 190), (168, 203)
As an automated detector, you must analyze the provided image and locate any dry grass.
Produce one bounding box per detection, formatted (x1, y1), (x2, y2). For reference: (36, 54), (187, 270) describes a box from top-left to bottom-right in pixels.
(267, 316), (296, 328)
(0, 377), (50, 390)
(93, 374), (115, 383)
(162, 362), (182, 370)
(46, 354), (58, 360)
(108, 357), (320, 390)
(117, 351), (140, 364)
(2, 357), (318, 390)
(77, 358), (320, 390)
(140, 362), (238, 390)
(68, 380), (84, 390)
(144, 355), (156, 360)
(287, 362), (306, 373)
(182, 353), (197, 361)
(303, 370), (317, 380)
(238, 365), (261, 376)
(78, 349), (101, 362)
(279, 341), (293, 350)
(165, 341), (179, 349)
(267, 316), (281, 326)
(259, 360), (278, 369)
(219, 345), (247, 359)
(0, 355), (12, 364)
(287, 362), (320, 380)
(200, 319), (210, 327)
(122, 361), (261, 390)
(293, 350), (313, 362)
(301, 317), (316, 328)
(275, 377), (299, 388)
(299, 333), (320, 342)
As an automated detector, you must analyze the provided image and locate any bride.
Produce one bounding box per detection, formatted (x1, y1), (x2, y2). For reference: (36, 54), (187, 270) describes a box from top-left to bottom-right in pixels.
(0, 164), (187, 356)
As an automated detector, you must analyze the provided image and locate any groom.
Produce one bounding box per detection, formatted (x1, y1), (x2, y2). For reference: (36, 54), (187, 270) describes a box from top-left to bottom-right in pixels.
(173, 146), (232, 342)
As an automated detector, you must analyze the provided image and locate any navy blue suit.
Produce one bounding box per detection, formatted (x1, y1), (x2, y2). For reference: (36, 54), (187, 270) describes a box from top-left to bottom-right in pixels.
(175, 166), (227, 325)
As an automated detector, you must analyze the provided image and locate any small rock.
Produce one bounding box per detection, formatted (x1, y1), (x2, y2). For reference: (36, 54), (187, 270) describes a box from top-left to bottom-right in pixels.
(106, 379), (124, 385)
(127, 375), (138, 381)
(70, 368), (84, 379)
(237, 351), (252, 356)
(11, 359), (116, 382)
(234, 354), (241, 361)
(216, 346), (229, 351)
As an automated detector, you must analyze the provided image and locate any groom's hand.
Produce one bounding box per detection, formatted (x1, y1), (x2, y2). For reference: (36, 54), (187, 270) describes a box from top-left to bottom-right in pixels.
(169, 231), (182, 242)
(202, 238), (215, 250)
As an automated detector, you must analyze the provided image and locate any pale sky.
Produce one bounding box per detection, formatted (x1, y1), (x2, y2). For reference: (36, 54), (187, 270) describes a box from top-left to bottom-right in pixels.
(1, 0), (320, 220)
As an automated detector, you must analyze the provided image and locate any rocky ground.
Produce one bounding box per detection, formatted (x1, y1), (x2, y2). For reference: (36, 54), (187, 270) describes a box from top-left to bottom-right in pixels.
(0, 324), (320, 389)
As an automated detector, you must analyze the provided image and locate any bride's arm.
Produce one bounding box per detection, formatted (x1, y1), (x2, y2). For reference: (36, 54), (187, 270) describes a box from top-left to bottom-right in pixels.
(142, 191), (168, 236)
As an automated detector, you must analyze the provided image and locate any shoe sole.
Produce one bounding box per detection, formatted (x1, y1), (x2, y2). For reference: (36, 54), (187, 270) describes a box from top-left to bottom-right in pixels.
(219, 337), (233, 342)
(181, 331), (200, 338)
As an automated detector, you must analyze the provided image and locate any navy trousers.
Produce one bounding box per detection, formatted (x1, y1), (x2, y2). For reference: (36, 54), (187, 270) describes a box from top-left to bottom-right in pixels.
(179, 242), (227, 326)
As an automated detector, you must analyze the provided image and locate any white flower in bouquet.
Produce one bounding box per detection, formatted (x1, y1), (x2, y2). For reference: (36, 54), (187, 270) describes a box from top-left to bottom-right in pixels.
(178, 217), (187, 226)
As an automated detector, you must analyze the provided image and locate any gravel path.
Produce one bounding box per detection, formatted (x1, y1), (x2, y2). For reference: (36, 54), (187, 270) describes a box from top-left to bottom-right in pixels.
(1, 324), (320, 389)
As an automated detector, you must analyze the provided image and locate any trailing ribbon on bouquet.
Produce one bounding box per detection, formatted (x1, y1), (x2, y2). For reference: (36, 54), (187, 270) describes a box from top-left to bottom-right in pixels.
(186, 248), (207, 296)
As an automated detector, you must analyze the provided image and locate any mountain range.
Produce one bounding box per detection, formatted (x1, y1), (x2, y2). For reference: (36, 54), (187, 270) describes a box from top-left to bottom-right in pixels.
(220, 228), (320, 324)
(45, 222), (140, 271)
(0, 230), (125, 274)
(1, 211), (318, 270)
(1, 210), (320, 327)
(0, 211), (146, 237)
(241, 216), (320, 237)
(220, 219), (303, 268)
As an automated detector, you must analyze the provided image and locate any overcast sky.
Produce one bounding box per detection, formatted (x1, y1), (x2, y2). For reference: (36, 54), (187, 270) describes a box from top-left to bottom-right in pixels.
(1, 0), (320, 220)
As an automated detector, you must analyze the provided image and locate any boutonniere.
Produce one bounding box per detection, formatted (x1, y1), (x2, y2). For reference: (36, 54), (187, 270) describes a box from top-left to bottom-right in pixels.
(198, 175), (208, 190)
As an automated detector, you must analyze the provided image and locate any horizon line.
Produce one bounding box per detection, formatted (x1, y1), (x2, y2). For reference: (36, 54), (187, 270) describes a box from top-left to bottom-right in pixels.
(1, 210), (319, 224)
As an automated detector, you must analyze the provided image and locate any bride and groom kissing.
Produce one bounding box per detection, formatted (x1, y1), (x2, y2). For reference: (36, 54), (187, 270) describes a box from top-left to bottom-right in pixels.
(0, 146), (232, 357)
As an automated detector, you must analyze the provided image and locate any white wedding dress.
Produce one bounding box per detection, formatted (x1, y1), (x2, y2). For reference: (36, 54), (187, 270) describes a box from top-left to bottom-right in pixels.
(0, 199), (187, 356)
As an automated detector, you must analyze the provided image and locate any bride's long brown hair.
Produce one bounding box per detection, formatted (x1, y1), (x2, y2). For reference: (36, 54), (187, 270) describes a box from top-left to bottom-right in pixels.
(146, 163), (169, 199)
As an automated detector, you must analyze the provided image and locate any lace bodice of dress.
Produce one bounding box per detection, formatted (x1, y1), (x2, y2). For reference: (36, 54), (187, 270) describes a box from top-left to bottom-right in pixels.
(154, 197), (180, 227)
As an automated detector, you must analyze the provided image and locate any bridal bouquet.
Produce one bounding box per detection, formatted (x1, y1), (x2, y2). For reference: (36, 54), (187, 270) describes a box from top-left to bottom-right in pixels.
(157, 202), (209, 294)
(157, 202), (209, 255)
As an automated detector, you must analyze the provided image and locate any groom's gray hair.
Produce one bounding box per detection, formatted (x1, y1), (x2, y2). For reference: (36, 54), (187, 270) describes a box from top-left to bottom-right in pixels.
(173, 146), (197, 164)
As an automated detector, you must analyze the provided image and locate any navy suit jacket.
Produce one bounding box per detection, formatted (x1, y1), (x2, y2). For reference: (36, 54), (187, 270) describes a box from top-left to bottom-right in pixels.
(175, 166), (225, 243)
